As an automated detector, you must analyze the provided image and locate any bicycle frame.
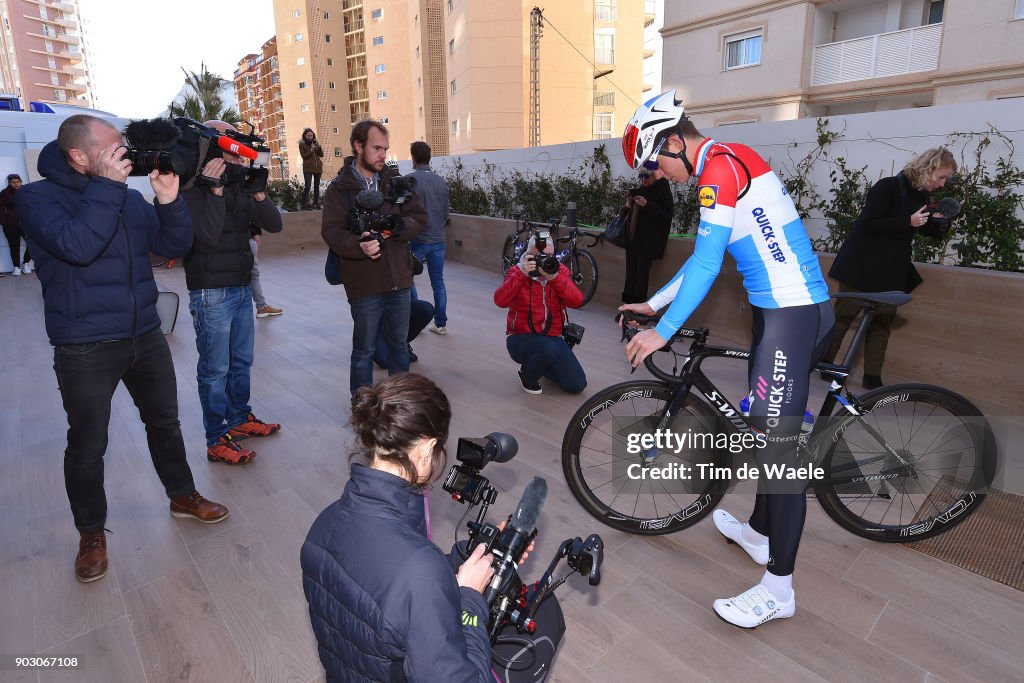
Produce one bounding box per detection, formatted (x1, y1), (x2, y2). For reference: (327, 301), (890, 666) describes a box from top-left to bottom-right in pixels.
(635, 327), (914, 492)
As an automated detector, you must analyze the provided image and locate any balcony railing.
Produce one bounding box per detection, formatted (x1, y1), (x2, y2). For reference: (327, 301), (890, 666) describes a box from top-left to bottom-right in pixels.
(811, 23), (942, 87)
(595, 48), (615, 65)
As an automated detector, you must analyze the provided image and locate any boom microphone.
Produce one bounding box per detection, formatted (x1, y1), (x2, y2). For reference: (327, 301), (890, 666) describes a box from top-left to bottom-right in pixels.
(483, 477), (547, 605)
(510, 477), (547, 533)
(217, 135), (259, 160)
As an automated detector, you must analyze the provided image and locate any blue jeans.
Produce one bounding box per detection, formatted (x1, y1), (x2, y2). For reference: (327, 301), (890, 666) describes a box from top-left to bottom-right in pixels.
(411, 241), (447, 327)
(189, 286), (255, 445)
(350, 289), (411, 395)
(375, 297), (434, 368)
(506, 334), (587, 394)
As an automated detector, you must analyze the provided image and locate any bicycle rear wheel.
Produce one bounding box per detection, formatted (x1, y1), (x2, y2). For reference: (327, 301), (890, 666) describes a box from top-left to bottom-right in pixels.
(813, 384), (996, 543)
(562, 381), (729, 535)
(501, 235), (516, 275)
(568, 249), (598, 307)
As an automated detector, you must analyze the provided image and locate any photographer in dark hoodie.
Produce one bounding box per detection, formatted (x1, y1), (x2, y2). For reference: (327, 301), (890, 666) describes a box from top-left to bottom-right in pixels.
(182, 120), (283, 466)
(16, 114), (229, 583)
(321, 120), (426, 398)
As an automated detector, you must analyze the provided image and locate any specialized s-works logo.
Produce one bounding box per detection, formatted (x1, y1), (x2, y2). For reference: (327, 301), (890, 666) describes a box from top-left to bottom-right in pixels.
(698, 185), (718, 209)
(752, 207), (786, 263)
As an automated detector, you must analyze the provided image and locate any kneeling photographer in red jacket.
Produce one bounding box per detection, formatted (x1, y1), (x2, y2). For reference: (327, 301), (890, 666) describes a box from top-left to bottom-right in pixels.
(494, 232), (587, 395)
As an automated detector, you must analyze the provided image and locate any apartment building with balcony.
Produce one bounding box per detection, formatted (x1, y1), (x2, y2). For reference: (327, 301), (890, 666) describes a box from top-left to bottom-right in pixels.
(0, 0), (93, 107)
(662, 0), (1024, 127)
(264, 1), (648, 166)
(234, 37), (289, 181)
(270, 0), (445, 177)
(445, 0), (646, 154)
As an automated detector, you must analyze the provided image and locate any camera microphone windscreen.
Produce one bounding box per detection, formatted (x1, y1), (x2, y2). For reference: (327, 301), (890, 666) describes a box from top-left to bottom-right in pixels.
(355, 189), (385, 210)
(216, 136), (259, 161)
(510, 477), (547, 533)
(934, 197), (961, 218)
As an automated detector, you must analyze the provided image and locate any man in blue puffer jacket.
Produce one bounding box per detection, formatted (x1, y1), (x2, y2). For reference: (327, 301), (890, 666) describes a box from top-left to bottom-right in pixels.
(17, 114), (230, 584)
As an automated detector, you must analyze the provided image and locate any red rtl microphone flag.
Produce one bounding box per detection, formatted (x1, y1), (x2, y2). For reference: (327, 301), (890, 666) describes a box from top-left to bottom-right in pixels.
(216, 136), (258, 160)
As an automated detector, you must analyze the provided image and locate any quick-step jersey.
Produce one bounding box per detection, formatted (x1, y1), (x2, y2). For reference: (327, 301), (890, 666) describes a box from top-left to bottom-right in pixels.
(649, 139), (830, 340)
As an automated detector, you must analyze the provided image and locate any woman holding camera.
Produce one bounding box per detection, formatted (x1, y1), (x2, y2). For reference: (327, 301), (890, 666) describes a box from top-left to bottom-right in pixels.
(494, 233), (586, 395)
(825, 147), (957, 389)
(301, 373), (499, 682)
(299, 128), (324, 209)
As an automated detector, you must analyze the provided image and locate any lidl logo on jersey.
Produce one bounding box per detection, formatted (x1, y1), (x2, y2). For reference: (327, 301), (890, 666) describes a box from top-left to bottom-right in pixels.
(698, 185), (718, 209)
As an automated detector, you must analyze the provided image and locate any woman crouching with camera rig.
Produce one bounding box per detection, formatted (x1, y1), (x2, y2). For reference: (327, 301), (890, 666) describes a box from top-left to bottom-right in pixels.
(301, 373), (501, 681)
(494, 232), (587, 395)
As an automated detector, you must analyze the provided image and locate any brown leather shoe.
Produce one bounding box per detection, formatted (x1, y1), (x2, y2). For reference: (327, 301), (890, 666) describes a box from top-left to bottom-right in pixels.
(75, 530), (108, 583)
(170, 491), (230, 524)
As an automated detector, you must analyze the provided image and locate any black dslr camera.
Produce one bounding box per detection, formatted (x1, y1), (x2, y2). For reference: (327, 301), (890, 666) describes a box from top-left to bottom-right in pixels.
(443, 433), (603, 643)
(528, 231), (560, 278)
(562, 322), (585, 348)
(122, 117), (271, 193)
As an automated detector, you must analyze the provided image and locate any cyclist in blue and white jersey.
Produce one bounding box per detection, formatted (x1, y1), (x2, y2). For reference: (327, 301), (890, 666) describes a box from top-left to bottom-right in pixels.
(619, 91), (835, 628)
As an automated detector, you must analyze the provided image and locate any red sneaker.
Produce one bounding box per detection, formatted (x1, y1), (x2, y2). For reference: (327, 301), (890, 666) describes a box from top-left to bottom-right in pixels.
(228, 413), (281, 440)
(207, 434), (255, 465)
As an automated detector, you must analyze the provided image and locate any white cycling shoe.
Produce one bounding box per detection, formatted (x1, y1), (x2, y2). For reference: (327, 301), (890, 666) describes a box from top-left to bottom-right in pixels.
(712, 509), (769, 565)
(713, 584), (795, 629)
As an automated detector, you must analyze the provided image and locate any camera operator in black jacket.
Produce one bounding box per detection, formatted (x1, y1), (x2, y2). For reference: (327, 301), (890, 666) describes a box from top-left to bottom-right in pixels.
(182, 120), (283, 466)
(301, 373), (503, 682)
(825, 147), (957, 389)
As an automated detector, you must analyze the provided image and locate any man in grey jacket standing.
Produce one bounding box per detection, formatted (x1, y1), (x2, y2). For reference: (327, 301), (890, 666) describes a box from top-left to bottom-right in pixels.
(408, 141), (450, 334)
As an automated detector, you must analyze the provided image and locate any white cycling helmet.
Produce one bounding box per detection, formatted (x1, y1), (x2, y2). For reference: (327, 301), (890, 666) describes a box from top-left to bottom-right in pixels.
(621, 90), (687, 170)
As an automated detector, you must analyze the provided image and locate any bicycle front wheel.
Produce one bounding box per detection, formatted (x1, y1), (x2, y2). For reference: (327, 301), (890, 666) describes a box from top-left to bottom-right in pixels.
(569, 249), (598, 307)
(562, 381), (729, 535)
(813, 384), (996, 543)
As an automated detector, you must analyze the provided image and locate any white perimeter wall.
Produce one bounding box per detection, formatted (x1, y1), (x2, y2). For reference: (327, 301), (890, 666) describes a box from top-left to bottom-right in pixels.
(408, 98), (1024, 240)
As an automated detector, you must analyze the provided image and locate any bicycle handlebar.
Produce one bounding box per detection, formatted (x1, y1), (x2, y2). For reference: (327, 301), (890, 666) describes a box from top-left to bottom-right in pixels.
(616, 311), (708, 383)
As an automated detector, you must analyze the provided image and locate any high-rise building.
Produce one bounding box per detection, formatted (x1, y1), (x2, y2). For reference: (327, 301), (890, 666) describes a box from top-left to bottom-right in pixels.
(267, 0), (647, 168)
(444, 0), (646, 153)
(274, 0), (354, 178)
(662, 0), (1024, 127)
(234, 37), (289, 181)
(0, 0), (94, 108)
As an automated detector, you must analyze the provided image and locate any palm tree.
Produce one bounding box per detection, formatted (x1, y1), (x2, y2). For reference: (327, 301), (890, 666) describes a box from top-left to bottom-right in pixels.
(168, 62), (240, 124)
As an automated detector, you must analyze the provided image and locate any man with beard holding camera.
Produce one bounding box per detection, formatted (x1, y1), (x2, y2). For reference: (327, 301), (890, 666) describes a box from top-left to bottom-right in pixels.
(182, 120), (283, 466)
(16, 114), (229, 583)
(494, 232), (587, 395)
(321, 120), (426, 398)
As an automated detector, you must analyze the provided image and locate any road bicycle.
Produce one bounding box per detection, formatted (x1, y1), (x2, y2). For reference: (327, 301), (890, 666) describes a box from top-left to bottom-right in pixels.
(500, 215), (601, 307)
(561, 292), (997, 542)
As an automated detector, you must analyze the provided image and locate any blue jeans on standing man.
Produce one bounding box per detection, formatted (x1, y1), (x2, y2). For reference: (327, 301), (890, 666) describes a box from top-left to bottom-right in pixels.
(410, 241), (447, 328)
(189, 285), (255, 445)
(350, 289), (411, 395)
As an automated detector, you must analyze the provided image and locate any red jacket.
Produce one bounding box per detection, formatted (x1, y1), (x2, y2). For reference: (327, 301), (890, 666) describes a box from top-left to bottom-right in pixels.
(494, 264), (583, 336)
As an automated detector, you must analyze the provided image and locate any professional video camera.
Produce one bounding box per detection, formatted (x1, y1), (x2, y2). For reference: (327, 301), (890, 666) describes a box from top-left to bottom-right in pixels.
(443, 433), (603, 649)
(347, 176), (417, 249)
(122, 117), (272, 193)
(527, 230), (560, 278)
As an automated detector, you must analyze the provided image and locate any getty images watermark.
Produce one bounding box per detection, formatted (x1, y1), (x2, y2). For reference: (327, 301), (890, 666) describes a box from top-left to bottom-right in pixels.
(614, 418), (825, 493)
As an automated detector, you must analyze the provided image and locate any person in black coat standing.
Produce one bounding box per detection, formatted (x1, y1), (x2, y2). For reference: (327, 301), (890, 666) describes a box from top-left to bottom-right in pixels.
(825, 148), (957, 389)
(621, 168), (674, 304)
